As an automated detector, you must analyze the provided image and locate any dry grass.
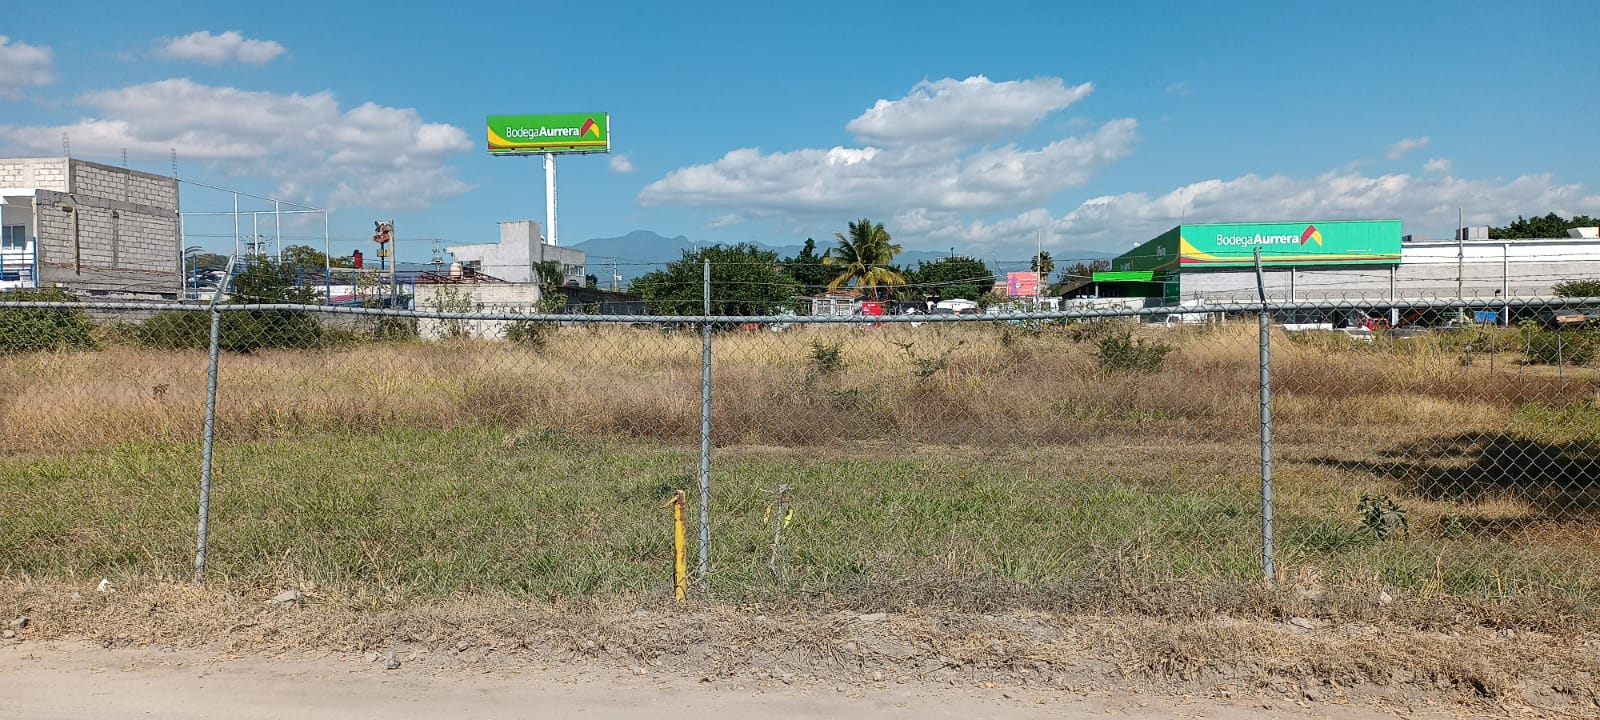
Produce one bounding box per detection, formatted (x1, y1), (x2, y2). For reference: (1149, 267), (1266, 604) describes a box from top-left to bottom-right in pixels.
(2, 321), (1591, 455)
(4, 320), (1600, 622)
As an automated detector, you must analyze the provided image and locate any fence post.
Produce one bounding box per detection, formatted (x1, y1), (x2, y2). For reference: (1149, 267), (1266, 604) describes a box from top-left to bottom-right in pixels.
(194, 257), (235, 582)
(698, 259), (712, 585)
(1253, 249), (1275, 585)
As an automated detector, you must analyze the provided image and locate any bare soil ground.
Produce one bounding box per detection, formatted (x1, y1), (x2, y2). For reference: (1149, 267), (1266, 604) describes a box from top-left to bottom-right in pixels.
(2, 582), (1596, 719)
(0, 641), (1466, 720)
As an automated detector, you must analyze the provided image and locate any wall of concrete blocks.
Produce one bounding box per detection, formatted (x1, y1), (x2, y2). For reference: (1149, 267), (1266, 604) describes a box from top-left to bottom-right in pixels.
(22, 159), (182, 298)
(0, 158), (69, 192)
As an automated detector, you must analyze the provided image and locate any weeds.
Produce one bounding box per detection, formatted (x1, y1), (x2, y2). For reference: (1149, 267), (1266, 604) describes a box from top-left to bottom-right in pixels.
(1358, 494), (1410, 540)
(893, 339), (966, 381)
(1095, 331), (1173, 374)
(807, 338), (846, 375)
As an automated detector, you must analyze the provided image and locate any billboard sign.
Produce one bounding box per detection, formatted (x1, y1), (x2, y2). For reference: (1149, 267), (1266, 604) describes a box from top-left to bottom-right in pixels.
(1006, 272), (1041, 297)
(1178, 220), (1401, 267)
(487, 113), (610, 155)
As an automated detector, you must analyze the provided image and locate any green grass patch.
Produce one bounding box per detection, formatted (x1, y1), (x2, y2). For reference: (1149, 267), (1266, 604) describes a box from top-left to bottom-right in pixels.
(1, 427), (1596, 612)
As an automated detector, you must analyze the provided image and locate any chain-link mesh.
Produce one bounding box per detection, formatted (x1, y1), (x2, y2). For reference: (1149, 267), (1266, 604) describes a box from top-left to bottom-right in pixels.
(1, 294), (1596, 614)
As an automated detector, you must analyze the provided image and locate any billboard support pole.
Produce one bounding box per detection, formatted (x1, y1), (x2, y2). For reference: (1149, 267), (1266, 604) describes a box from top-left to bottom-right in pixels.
(545, 153), (558, 247)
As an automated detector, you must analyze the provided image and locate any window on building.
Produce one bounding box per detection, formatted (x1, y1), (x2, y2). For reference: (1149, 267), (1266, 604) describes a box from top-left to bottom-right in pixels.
(1, 225), (25, 250)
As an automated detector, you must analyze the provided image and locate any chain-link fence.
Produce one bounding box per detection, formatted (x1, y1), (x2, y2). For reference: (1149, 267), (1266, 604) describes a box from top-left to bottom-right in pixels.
(2, 294), (1597, 616)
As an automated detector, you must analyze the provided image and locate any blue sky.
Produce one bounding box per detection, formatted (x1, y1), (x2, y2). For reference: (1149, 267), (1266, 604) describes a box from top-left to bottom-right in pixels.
(3, 0), (1597, 265)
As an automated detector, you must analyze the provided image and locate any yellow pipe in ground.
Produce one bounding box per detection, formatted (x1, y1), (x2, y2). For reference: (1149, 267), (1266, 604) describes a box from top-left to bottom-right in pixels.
(666, 490), (687, 602)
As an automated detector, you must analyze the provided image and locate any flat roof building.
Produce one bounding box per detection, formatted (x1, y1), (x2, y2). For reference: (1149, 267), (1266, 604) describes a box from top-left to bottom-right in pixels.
(1086, 220), (1600, 311)
(0, 157), (182, 299)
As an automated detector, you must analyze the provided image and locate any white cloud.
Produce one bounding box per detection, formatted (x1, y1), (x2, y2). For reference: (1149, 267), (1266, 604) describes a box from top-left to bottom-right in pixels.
(1164, 83), (1190, 97)
(1423, 157), (1453, 175)
(0, 36), (55, 98)
(927, 169), (1600, 257)
(608, 153), (635, 174)
(153, 31), (286, 65)
(0, 78), (473, 209)
(640, 75), (1134, 217)
(1386, 136), (1430, 161)
(707, 213), (743, 229)
(642, 119), (1135, 215)
(845, 75), (1093, 146)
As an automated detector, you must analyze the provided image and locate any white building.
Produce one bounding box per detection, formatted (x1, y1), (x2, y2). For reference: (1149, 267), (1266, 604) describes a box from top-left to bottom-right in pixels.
(446, 220), (585, 286)
(0, 157), (182, 298)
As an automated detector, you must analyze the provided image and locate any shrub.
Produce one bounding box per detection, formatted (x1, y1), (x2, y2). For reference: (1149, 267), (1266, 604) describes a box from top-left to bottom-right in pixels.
(1521, 325), (1600, 366)
(1552, 279), (1600, 298)
(0, 287), (97, 354)
(808, 339), (846, 375)
(222, 310), (326, 352)
(133, 309), (327, 352)
(503, 292), (566, 350)
(1094, 330), (1173, 374)
(133, 311), (212, 349)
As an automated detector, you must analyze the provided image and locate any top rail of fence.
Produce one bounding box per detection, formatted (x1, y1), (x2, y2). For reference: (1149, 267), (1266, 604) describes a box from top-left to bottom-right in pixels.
(0, 295), (1584, 325)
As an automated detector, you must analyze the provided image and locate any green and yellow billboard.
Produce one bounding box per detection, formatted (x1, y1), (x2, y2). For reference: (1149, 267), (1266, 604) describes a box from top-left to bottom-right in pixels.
(487, 113), (610, 155)
(1177, 220), (1401, 267)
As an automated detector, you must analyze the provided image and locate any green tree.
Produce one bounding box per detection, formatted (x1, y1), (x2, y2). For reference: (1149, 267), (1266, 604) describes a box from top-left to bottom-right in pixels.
(1049, 258), (1111, 294)
(229, 257), (320, 304)
(632, 243), (799, 316)
(781, 238), (832, 296)
(1490, 213), (1600, 240)
(1029, 251), (1055, 283)
(903, 256), (994, 302)
(823, 218), (905, 295)
(533, 260), (566, 289)
(280, 244), (356, 272)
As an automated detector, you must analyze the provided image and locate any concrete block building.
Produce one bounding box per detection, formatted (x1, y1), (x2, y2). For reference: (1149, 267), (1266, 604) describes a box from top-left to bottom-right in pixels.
(0, 157), (182, 299)
(446, 220), (585, 287)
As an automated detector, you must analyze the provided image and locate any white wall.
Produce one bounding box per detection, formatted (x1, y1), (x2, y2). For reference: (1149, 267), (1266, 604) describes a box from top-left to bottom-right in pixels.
(413, 282), (545, 340)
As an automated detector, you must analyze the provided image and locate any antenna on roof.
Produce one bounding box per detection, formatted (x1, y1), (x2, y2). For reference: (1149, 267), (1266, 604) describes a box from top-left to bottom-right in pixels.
(61, 132), (69, 157)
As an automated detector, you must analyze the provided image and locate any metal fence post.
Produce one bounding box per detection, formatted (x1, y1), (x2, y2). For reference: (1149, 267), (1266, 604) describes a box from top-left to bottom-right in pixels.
(194, 257), (235, 582)
(698, 259), (712, 585)
(1253, 249), (1275, 585)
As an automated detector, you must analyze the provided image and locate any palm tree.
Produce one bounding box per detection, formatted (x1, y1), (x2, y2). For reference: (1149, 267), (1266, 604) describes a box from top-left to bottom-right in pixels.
(823, 218), (905, 295)
(1030, 250), (1055, 283)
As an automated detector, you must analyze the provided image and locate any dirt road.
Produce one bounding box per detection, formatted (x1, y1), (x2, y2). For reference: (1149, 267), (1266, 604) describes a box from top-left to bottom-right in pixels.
(1, 642), (1454, 720)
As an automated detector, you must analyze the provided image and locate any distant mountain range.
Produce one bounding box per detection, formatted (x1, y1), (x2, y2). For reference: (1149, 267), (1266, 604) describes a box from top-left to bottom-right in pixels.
(569, 230), (1106, 287)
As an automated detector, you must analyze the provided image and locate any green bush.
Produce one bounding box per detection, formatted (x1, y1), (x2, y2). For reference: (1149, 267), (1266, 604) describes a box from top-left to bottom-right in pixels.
(222, 310), (326, 352)
(133, 309), (327, 352)
(133, 311), (211, 349)
(0, 287), (97, 354)
(808, 339), (846, 375)
(502, 292), (566, 349)
(1521, 325), (1600, 365)
(1094, 330), (1173, 374)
